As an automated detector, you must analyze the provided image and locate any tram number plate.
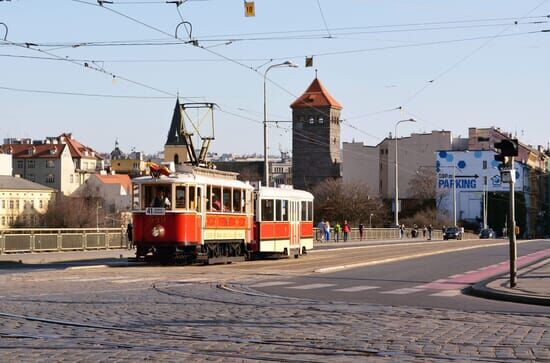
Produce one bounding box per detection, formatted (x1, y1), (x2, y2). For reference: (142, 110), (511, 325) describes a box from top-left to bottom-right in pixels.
(146, 207), (166, 216)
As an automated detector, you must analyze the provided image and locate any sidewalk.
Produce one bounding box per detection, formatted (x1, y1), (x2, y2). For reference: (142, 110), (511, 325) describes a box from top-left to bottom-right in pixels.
(0, 249), (135, 266)
(470, 257), (550, 306)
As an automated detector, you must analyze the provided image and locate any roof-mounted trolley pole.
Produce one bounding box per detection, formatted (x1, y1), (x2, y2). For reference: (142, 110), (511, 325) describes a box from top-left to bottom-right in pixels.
(180, 102), (217, 168)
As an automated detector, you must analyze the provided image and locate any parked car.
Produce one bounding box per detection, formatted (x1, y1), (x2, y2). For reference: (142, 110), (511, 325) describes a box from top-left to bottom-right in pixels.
(443, 227), (462, 240)
(479, 228), (494, 239)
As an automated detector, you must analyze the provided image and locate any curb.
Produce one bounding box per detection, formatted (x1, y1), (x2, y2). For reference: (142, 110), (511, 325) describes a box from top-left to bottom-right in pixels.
(467, 258), (550, 307)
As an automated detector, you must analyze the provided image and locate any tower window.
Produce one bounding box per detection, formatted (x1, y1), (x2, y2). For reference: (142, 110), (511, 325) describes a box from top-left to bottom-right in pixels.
(318, 117), (324, 124)
(308, 116), (315, 124)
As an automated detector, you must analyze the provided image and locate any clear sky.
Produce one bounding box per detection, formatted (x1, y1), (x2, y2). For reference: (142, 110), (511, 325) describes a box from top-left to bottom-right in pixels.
(1, 0), (549, 156)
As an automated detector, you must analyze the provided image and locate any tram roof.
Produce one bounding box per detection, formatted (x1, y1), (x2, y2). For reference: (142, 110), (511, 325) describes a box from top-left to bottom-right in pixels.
(132, 172), (254, 190)
(257, 186), (314, 201)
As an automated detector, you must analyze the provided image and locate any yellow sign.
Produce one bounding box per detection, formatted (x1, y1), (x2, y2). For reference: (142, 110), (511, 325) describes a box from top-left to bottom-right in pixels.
(244, 1), (255, 17)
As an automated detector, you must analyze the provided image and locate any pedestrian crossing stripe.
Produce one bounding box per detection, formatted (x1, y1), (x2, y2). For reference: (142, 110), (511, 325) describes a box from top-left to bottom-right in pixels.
(334, 286), (379, 292)
(287, 283), (336, 290)
(430, 290), (461, 297)
(380, 288), (424, 295)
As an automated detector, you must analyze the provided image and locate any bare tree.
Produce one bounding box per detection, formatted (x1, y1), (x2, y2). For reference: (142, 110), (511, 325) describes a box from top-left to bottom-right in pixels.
(312, 179), (388, 225)
(43, 185), (106, 228)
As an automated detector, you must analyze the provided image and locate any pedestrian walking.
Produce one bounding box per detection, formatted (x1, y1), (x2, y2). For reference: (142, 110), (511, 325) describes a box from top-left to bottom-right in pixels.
(358, 223), (364, 241)
(423, 225), (427, 238)
(343, 220), (350, 242)
(317, 220), (326, 242)
(427, 224), (433, 240)
(400, 224), (405, 239)
(333, 222), (341, 242)
(324, 220), (331, 242)
(126, 222), (133, 249)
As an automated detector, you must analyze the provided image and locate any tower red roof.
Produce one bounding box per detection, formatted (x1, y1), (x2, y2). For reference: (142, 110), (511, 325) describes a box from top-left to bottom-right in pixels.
(290, 78), (342, 110)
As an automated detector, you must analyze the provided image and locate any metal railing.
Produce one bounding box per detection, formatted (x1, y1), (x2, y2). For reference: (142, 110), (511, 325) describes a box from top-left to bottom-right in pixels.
(0, 228), (126, 254)
(314, 227), (477, 242)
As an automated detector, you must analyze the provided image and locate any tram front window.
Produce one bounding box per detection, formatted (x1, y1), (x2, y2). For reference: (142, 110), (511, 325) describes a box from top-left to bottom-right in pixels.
(145, 185), (172, 209)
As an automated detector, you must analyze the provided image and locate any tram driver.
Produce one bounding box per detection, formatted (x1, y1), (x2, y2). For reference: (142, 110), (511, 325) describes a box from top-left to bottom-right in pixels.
(151, 188), (171, 209)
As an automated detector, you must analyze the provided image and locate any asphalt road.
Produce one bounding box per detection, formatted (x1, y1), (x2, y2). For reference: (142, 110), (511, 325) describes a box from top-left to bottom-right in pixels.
(248, 239), (550, 314)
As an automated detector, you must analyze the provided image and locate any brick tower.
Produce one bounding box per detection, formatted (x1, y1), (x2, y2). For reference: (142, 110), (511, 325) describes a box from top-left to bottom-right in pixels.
(291, 77), (342, 191)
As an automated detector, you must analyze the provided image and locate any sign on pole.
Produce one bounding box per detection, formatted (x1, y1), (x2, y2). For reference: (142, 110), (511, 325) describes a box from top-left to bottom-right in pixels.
(244, 1), (255, 17)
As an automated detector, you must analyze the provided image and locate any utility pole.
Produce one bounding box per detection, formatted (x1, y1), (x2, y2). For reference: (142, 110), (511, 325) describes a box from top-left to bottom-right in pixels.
(508, 156), (517, 287)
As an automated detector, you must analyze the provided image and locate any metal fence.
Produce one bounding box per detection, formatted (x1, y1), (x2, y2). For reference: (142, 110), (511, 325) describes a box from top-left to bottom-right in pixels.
(314, 227), (477, 242)
(0, 228), (126, 254)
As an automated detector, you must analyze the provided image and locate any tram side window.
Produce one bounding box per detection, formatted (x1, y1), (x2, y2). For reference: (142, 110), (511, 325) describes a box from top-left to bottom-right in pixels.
(301, 201), (307, 221)
(211, 186), (222, 211)
(308, 201), (313, 221)
(175, 185), (186, 209)
(275, 200), (282, 221)
(233, 189), (242, 213)
(196, 187), (202, 212)
(281, 200), (289, 221)
(261, 199), (274, 221)
(189, 186), (196, 210)
(223, 187), (231, 212)
(133, 184), (140, 210)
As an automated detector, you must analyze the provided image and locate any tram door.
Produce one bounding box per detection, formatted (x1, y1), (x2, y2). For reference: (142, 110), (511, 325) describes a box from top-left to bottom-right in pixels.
(290, 200), (300, 254)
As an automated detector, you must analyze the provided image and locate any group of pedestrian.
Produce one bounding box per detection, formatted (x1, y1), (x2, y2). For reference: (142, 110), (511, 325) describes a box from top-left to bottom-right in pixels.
(399, 224), (433, 240)
(317, 219), (351, 242)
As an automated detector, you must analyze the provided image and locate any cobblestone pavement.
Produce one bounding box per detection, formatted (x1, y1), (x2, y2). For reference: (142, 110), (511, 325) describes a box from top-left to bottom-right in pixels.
(0, 267), (548, 362)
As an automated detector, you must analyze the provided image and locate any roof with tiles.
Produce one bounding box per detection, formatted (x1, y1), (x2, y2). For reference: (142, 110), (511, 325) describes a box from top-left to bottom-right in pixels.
(290, 78), (343, 110)
(59, 133), (103, 160)
(95, 174), (132, 194)
(0, 143), (66, 159)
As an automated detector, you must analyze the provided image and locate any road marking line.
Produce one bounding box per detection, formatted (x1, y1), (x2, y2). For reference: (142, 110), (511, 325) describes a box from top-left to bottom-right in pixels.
(333, 286), (379, 292)
(430, 290), (461, 297)
(67, 265), (109, 270)
(381, 288), (424, 295)
(287, 283), (335, 290)
(111, 278), (159, 284)
(74, 277), (129, 282)
(250, 281), (294, 287)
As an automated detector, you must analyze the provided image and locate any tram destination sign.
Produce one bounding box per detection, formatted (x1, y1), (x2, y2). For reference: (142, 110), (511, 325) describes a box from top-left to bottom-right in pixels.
(146, 207), (166, 216)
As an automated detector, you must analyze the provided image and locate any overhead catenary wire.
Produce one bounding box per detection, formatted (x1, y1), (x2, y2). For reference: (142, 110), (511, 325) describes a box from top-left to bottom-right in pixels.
(400, 0), (550, 107)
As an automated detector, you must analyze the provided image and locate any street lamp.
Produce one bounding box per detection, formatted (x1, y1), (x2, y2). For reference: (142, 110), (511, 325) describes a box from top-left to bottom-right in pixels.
(369, 213), (374, 229)
(263, 61), (298, 187)
(394, 118), (416, 227)
(96, 201), (102, 232)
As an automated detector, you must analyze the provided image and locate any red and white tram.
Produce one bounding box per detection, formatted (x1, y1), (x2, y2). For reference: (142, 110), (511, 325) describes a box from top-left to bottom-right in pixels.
(131, 166), (313, 264)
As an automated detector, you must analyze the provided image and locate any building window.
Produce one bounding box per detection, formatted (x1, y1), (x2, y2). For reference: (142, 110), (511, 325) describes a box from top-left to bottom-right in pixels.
(299, 115), (305, 122)
(9, 200), (14, 209)
(46, 160), (55, 168)
(70, 174), (74, 183)
(1, 216), (4, 225)
(483, 160), (487, 169)
(318, 116), (324, 124)
(15, 200), (19, 210)
(28, 160), (35, 168)
(39, 200), (43, 209)
(17, 160), (23, 169)
(1, 200), (4, 209)
(46, 174), (55, 183)
(308, 116), (315, 124)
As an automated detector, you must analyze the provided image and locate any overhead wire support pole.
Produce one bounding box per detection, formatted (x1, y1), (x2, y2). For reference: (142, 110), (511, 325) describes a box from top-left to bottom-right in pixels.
(263, 61), (298, 187)
(394, 118), (416, 227)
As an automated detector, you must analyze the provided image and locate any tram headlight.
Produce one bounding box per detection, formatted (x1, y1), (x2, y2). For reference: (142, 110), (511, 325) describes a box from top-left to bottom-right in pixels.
(151, 225), (165, 238)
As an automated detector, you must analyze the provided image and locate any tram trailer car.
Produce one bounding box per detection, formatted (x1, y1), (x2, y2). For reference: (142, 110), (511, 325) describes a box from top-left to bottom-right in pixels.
(131, 167), (313, 264)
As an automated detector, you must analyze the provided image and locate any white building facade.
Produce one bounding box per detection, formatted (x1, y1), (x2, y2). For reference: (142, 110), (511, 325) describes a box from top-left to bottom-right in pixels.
(435, 150), (525, 225)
